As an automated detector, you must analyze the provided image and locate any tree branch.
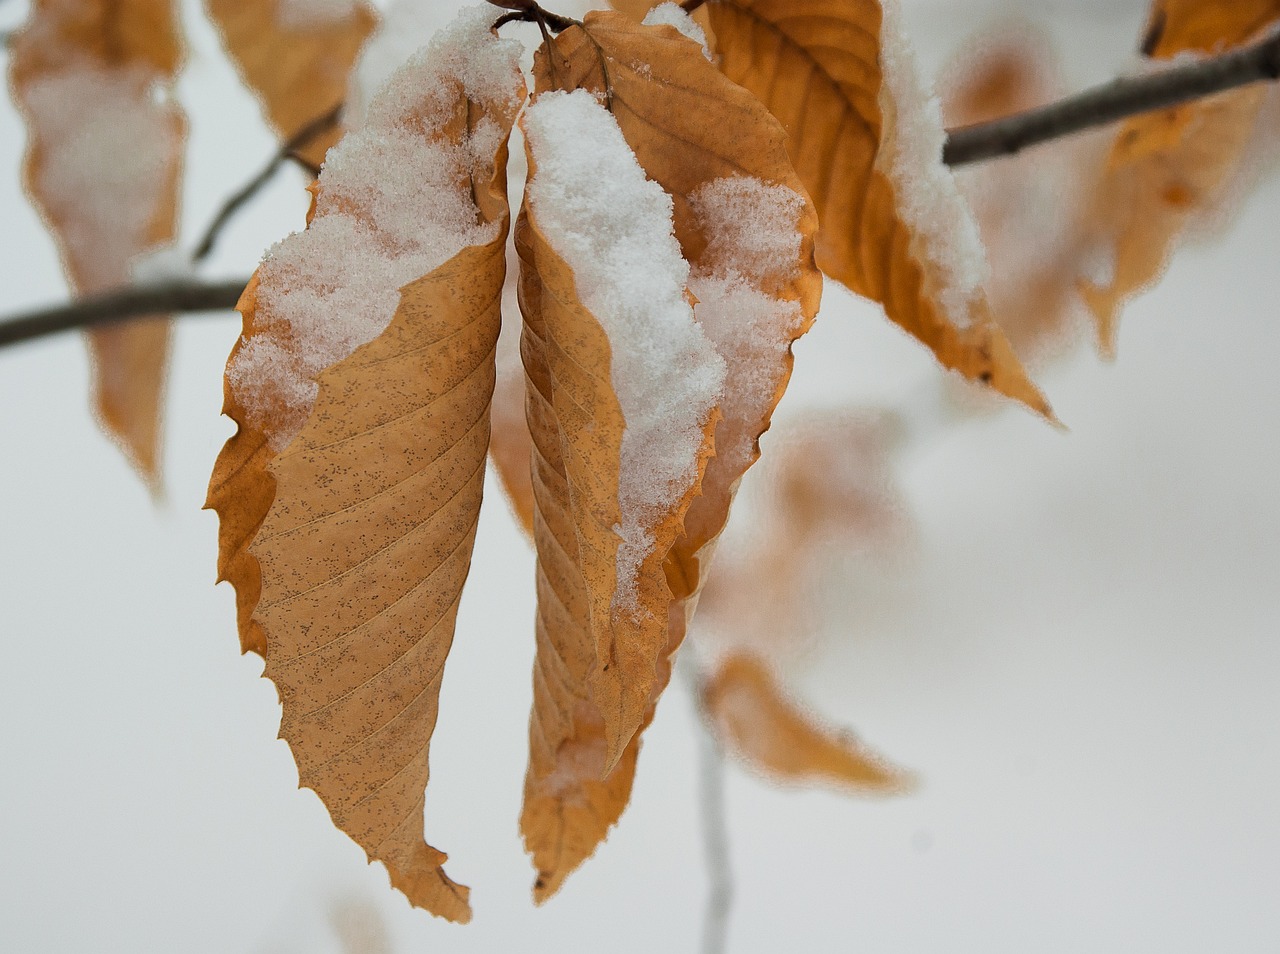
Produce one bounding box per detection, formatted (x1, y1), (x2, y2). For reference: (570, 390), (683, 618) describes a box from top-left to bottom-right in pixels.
(0, 279), (247, 349)
(944, 27), (1280, 165)
(5, 28), (1280, 347)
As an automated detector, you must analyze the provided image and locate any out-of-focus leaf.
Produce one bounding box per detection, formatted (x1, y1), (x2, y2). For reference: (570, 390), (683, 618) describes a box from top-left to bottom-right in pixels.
(10, 0), (185, 486)
(702, 652), (912, 791)
(205, 0), (378, 167)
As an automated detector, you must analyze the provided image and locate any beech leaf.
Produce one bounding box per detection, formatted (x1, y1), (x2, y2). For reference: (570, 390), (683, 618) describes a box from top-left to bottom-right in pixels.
(207, 8), (526, 919)
(10, 0), (185, 487)
(1078, 0), (1280, 353)
(702, 0), (1052, 417)
(204, 0), (378, 167)
(702, 652), (912, 791)
(517, 10), (820, 900)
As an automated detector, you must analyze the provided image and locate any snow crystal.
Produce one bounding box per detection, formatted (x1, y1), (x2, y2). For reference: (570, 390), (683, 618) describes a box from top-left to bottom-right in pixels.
(642, 3), (712, 60)
(22, 66), (178, 293)
(275, 0), (360, 31)
(228, 5), (524, 449)
(877, 0), (989, 327)
(523, 89), (726, 610)
(346, 0), (460, 128)
(688, 177), (805, 479)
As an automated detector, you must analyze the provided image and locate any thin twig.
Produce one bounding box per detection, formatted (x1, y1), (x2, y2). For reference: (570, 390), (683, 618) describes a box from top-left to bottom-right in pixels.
(945, 27), (1280, 165)
(191, 104), (342, 262)
(680, 657), (735, 954)
(0, 279), (247, 348)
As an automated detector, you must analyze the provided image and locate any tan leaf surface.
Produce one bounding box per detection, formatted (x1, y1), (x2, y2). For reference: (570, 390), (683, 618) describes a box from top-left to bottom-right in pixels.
(703, 0), (1051, 417)
(1080, 0), (1280, 352)
(608, 0), (717, 50)
(10, 0), (185, 486)
(205, 0), (377, 166)
(488, 266), (537, 537)
(209, 11), (524, 918)
(255, 238), (505, 923)
(519, 11), (820, 901)
(702, 652), (912, 791)
(206, 273), (276, 657)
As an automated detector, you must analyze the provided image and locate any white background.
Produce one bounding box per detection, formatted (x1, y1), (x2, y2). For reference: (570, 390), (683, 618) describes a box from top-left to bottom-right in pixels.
(2, 0), (1278, 951)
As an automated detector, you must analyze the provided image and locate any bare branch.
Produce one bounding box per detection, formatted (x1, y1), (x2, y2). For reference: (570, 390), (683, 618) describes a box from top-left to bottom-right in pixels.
(944, 28), (1280, 166)
(0, 279), (247, 349)
(192, 105), (342, 262)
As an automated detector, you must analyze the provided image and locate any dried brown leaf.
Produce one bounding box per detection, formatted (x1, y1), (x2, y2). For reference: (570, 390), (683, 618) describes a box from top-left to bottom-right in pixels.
(518, 10), (820, 901)
(702, 652), (912, 791)
(704, 0), (1052, 417)
(1081, 0), (1280, 352)
(205, 0), (377, 167)
(10, 0), (184, 486)
(209, 18), (524, 918)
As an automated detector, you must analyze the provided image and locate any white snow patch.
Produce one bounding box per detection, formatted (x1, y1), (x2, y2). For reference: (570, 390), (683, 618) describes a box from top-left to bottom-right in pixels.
(689, 177), (806, 480)
(228, 5), (524, 449)
(276, 0), (360, 31)
(21, 66), (179, 293)
(523, 89), (726, 610)
(877, 0), (989, 327)
(131, 246), (195, 286)
(347, 0), (463, 128)
(642, 3), (712, 60)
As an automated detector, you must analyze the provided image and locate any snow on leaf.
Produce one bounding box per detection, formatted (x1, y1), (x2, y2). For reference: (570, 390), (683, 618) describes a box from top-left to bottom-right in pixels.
(702, 652), (912, 791)
(517, 10), (820, 901)
(204, 0), (378, 167)
(1078, 0), (1280, 353)
(10, 0), (185, 488)
(703, 0), (1052, 418)
(207, 6), (525, 919)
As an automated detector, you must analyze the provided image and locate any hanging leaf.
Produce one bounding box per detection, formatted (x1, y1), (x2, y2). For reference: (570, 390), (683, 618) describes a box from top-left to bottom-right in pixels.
(701, 0), (1051, 417)
(205, 0), (378, 167)
(518, 10), (820, 900)
(208, 8), (526, 919)
(702, 652), (912, 791)
(1079, 0), (1280, 352)
(10, 0), (185, 487)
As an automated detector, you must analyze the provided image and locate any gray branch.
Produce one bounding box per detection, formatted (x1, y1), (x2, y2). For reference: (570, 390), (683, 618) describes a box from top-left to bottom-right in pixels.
(5, 29), (1280, 346)
(0, 279), (247, 348)
(945, 27), (1280, 165)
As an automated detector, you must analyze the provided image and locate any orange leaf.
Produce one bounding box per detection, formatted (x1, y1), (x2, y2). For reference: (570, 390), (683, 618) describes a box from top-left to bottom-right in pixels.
(10, 0), (185, 487)
(208, 9), (525, 919)
(704, 0), (1052, 417)
(488, 268), (537, 537)
(518, 10), (820, 901)
(1080, 0), (1280, 353)
(702, 652), (912, 792)
(204, 0), (378, 167)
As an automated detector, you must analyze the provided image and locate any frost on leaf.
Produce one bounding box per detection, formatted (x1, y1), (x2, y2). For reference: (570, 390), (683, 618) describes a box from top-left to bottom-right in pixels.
(517, 11), (820, 902)
(702, 652), (912, 792)
(207, 7), (525, 920)
(1076, 0), (1280, 353)
(205, 0), (378, 167)
(10, 0), (185, 487)
(703, 0), (1052, 417)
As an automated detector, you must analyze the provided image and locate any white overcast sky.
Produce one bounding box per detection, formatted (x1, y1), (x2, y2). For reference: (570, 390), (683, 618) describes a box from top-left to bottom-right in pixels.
(2, 0), (1278, 952)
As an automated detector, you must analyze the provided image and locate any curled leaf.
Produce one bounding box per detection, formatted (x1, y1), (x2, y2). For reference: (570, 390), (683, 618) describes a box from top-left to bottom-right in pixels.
(704, 0), (1051, 417)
